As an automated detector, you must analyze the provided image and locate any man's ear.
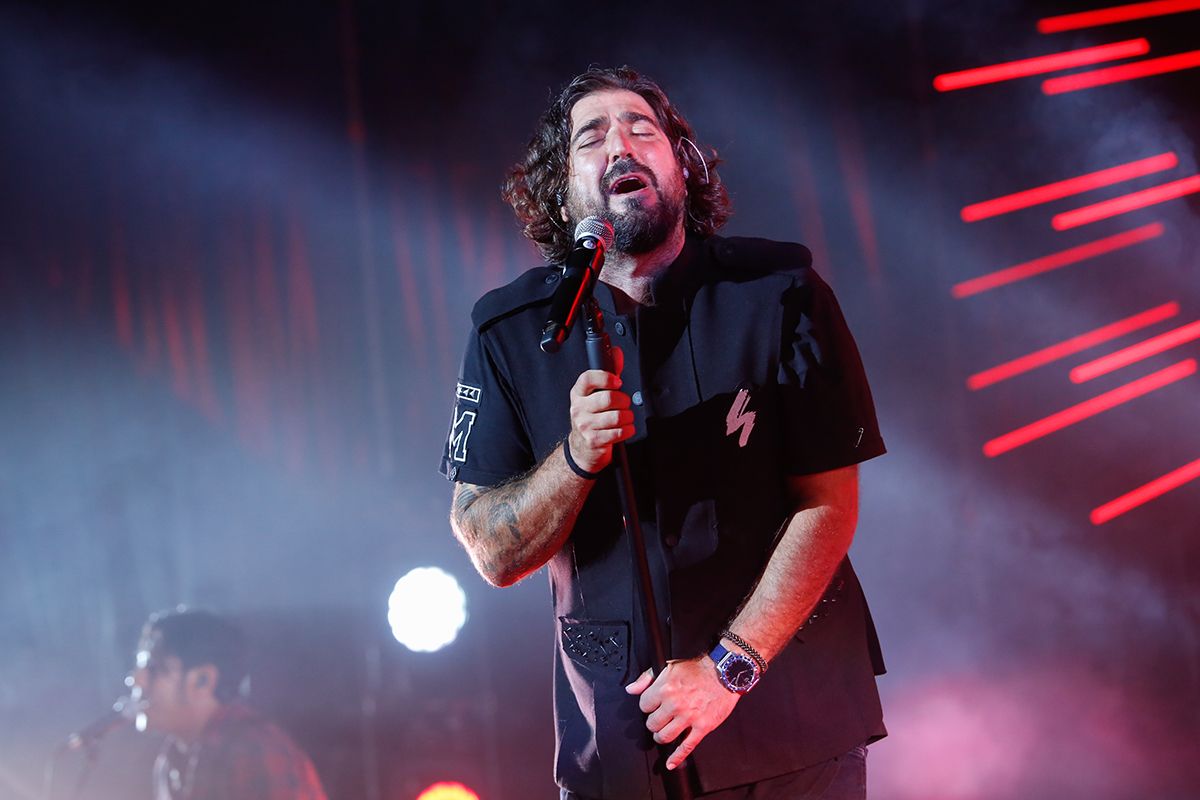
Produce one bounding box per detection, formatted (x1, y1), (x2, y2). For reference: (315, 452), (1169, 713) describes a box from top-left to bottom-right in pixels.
(187, 665), (219, 697)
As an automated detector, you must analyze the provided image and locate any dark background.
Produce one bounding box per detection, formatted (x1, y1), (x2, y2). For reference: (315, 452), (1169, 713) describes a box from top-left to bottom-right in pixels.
(2, 1), (1198, 798)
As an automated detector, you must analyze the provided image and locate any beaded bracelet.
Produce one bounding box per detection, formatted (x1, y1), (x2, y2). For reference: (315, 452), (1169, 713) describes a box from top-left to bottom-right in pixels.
(562, 437), (603, 480)
(721, 629), (768, 674)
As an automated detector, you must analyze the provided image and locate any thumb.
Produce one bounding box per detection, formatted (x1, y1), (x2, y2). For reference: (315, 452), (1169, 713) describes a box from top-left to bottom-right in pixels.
(624, 667), (654, 695)
(612, 344), (625, 378)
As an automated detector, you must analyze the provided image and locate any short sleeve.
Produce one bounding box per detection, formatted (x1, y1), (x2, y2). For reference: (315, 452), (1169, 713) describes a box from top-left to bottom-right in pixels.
(777, 269), (885, 475)
(438, 326), (535, 486)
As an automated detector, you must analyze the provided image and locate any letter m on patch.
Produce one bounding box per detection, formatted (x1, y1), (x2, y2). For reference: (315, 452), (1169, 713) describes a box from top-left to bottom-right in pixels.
(449, 409), (477, 463)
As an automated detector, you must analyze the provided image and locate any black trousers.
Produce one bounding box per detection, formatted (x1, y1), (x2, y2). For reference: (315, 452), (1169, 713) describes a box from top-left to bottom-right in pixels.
(560, 742), (868, 800)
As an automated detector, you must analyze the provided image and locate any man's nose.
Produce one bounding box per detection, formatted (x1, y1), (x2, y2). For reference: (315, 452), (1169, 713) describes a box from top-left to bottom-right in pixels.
(606, 128), (635, 163)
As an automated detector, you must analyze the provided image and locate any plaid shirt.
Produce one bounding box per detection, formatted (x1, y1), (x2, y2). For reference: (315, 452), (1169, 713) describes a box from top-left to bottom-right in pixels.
(154, 704), (327, 800)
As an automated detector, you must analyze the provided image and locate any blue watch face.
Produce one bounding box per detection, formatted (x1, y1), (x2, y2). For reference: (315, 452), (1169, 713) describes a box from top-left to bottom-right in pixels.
(720, 653), (758, 693)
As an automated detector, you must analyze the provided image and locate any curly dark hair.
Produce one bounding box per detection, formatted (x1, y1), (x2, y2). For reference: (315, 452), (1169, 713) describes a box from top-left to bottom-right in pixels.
(502, 66), (732, 263)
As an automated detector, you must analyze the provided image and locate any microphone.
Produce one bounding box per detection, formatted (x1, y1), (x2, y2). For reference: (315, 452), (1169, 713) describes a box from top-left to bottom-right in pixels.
(62, 696), (139, 752)
(540, 217), (615, 354)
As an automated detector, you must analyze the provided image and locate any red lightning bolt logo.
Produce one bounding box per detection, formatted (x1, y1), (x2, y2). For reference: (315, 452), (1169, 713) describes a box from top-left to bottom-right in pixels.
(725, 388), (756, 448)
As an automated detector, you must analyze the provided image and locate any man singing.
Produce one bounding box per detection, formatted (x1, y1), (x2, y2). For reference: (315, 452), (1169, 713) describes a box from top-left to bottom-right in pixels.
(441, 66), (887, 799)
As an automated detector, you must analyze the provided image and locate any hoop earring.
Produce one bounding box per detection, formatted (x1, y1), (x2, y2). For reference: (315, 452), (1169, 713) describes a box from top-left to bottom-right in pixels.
(678, 137), (710, 185)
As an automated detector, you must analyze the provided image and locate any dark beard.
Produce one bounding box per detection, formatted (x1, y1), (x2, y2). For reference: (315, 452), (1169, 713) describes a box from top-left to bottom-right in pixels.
(566, 158), (685, 255)
(608, 190), (683, 254)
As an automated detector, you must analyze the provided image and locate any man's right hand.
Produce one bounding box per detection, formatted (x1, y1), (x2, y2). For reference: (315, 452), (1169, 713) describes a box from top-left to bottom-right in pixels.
(567, 346), (634, 473)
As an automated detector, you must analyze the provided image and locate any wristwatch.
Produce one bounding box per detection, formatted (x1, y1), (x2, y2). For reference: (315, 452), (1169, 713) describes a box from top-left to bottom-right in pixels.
(708, 642), (760, 694)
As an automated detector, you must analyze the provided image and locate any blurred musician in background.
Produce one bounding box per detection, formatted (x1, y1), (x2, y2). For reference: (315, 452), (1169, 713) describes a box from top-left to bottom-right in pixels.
(129, 607), (327, 800)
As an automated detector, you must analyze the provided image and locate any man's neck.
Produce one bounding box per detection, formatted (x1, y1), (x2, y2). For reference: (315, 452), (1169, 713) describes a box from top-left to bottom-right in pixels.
(598, 224), (687, 310)
(171, 701), (223, 745)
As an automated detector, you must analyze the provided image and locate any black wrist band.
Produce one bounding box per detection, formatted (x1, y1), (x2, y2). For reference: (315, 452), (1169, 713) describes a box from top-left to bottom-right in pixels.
(562, 438), (603, 480)
(721, 629), (768, 674)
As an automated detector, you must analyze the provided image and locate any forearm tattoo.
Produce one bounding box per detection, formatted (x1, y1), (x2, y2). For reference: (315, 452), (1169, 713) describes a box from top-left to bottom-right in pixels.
(489, 500), (523, 543)
(449, 445), (595, 584)
(452, 479), (534, 577)
(454, 484), (482, 515)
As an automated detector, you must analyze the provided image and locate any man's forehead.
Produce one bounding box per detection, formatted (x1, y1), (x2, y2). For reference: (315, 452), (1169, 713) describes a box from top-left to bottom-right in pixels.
(136, 645), (182, 671)
(569, 89), (660, 132)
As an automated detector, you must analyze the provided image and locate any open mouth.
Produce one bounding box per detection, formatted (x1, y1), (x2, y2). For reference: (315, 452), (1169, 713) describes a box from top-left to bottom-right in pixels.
(609, 174), (648, 195)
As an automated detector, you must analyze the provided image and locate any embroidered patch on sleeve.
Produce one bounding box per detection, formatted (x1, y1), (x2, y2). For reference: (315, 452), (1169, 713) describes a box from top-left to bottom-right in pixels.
(456, 383), (482, 404)
(448, 408), (477, 463)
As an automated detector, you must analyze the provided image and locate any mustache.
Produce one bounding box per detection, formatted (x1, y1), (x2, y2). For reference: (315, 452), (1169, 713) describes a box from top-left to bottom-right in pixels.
(602, 158), (659, 195)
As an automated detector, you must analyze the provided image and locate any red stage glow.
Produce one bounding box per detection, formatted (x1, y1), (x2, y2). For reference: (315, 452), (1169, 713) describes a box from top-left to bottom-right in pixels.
(933, 39), (1150, 92)
(960, 153), (1177, 222)
(982, 359), (1196, 457)
(951, 223), (1163, 298)
(967, 302), (1180, 389)
(1038, 0), (1200, 33)
(1051, 175), (1200, 229)
(1070, 319), (1200, 382)
(1091, 457), (1200, 524)
(1042, 49), (1200, 93)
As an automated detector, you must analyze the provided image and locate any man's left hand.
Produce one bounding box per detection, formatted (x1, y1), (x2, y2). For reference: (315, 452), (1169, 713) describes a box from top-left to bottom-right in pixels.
(625, 656), (740, 771)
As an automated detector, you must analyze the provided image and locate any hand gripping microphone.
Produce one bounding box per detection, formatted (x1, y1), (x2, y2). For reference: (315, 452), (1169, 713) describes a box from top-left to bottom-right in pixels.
(540, 217), (615, 354)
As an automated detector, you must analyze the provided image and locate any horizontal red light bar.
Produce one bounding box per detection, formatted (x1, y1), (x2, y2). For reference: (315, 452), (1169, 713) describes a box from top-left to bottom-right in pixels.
(1052, 174), (1200, 229)
(983, 359), (1196, 457)
(933, 38), (1150, 92)
(967, 302), (1180, 389)
(1039, 0), (1200, 33)
(1091, 457), (1200, 524)
(1071, 319), (1200, 381)
(1043, 49), (1200, 93)
(961, 152), (1177, 222)
(951, 222), (1163, 298)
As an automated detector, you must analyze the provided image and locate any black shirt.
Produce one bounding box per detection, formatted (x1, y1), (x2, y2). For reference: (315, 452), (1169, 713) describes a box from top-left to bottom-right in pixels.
(441, 235), (886, 798)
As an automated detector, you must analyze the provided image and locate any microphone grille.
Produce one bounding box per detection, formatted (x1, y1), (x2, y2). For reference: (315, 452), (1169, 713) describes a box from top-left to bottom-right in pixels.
(574, 217), (614, 250)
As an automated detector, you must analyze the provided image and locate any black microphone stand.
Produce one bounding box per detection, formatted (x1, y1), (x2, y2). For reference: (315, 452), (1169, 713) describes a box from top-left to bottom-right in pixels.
(579, 296), (694, 800)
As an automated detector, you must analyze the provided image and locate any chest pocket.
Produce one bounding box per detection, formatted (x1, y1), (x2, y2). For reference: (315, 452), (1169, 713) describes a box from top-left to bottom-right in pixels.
(559, 618), (630, 682)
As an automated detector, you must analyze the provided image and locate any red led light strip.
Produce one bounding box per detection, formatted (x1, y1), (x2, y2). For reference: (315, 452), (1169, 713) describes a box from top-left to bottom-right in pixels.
(952, 222), (1163, 298)
(1052, 175), (1200, 229)
(933, 39), (1150, 92)
(1043, 49), (1200, 93)
(1091, 457), (1200, 524)
(968, 302), (1180, 389)
(961, 152), (1177, 222)
(1071, 319), (1200, 381)
(983, 359), (1196, 456)
(1039, 0), (1200, 33)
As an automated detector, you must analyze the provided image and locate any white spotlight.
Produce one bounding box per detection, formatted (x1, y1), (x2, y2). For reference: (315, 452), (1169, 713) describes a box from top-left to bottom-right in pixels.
(388, 567), (468, 652)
